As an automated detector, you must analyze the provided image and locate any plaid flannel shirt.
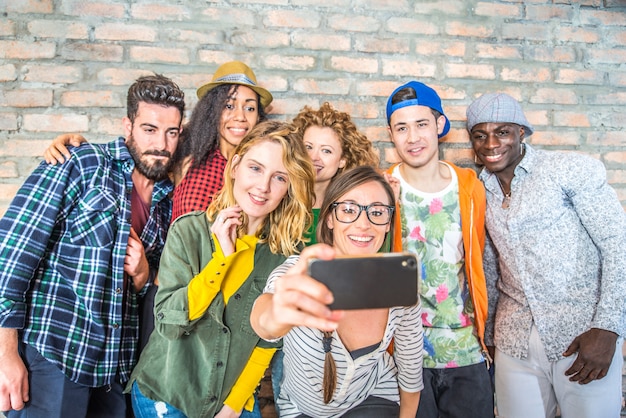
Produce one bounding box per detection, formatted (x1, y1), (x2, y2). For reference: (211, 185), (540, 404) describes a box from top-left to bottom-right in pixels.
(0, 137), (172, 387)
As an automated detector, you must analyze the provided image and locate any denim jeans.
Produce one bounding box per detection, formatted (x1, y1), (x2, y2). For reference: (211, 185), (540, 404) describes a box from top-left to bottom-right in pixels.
(416, 362), (494, 418)
(131, 381), (262, 418)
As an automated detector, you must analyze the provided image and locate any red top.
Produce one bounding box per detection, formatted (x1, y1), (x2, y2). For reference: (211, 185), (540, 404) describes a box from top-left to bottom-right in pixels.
(171, 150), (227, 222)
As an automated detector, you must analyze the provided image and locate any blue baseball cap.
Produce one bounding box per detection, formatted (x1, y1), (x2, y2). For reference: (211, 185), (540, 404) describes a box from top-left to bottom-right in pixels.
(386, 81), (450, 138)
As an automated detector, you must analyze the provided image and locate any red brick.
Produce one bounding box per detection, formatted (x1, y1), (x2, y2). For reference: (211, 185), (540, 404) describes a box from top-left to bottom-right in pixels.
(327, 101), (380, 120)
(0, 64), (17, 82)
(604, 151), (626, 164)
(526, 4), (574, 20)
(501, 67), (552, 83)
(0, 162), (18, 179)
(0, 139), (55, 157)
(231, 0), (287, 5)
(292, 33), (350, 51)
(27, 20), (89, 39)
(587, 132), (626, 147)
(169, 29), (223, 45)
(445, 63), (495, 80)
(581, 9), (625, 26)
(356, 81), (401, 98)
(502, 23), (550, 41)
(256, 75), (288, 96)
(530, 131), (580, 146)
(475, 44), (522, 60)
(292, 0), (350, 6)
(23, 114), (89, 133)
(0, 113), (18, 131)
(587, 92), (626, 106)
(355, 37), (410, 54)
(1, 90), (53, 108)
(96, 116), (125, 136)
(609, 72), (626, 87)
(263, 55), (315, 71)
(588, 48), (626, 65)
(442, 147), (476, 166)
(293, 78), (351, 95)
(609, 29), (626, 45)
(355, 0), (410, 11)
(556, 27), (600, 43)
(554, 111), (591, 128)
(365, 126), (391, 143)
(525, 110), (549, 127)
(231, 31), (290, 48)
(95, 23), (157, 42)
(330, 56), (377, 74)
(97, 68), (155, 86)
(418, 41), (465, 57)
(0, 19), (16, 36)
(264, 10), (320, 28)
(129, 46), (189, 64)
(164, 73), (211, 91)
(328, 15), (380, 33)
(0, 184), (20, 203)
(197, 50), (246, 66)
(526, 46), (576, 63)
(606, 169), (626, 184)
(555, 69), (604, 85)
(386, 17), (438, 35)
(474, 2), (521, 17)
(201, 7), (256, 26)
(530, 88), (578, 105)
(413, 1), (464, 15)
(269, 98), (318, 118)
(61, 91), (123, 108)
(446, 21), (494, 38)
(6, 0), (53, 13)
(443, 128), (471, 144)
(60, 0), (125, 18)
(24, 65), (83, 84)
(381, 60), (436, 78)
(130, 3), (190, 21)
(0, 40), (55, 59)
(61, 43), (124, 62)
(446, 105), (470, 126)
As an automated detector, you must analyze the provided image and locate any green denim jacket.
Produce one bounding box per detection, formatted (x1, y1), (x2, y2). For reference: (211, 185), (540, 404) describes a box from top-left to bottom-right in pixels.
(127, 211), (284, 418)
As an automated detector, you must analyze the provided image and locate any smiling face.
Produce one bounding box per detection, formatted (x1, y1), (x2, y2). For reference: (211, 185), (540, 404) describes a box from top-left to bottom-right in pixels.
(388, 105), (445, 170)
(123, 102), (182, 181)
(231, 140), (290, 232)
(218, 85), (260, 157)
(470, 122), (525, 177)
(326, 180), (392, 256)
(303, 125), (346, 184)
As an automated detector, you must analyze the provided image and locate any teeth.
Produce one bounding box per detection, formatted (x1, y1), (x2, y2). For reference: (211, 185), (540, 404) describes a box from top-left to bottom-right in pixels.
(250, 195), (266, 203)
(349, 235), (372, 242)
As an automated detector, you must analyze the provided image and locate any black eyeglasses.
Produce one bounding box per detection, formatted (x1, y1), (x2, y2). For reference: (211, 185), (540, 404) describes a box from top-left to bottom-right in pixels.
(331, 202), (394, 226)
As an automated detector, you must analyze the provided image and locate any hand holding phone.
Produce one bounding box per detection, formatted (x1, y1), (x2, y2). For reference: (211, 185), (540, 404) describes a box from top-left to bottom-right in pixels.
(307, 253), (419, 310)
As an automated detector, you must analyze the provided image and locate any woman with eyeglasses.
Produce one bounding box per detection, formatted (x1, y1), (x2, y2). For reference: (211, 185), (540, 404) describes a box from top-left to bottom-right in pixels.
(250, 166), (423, 418)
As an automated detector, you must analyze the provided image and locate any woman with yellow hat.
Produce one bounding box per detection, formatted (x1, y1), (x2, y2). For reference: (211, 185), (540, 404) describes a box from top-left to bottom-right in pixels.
(43, 61), (273, 223)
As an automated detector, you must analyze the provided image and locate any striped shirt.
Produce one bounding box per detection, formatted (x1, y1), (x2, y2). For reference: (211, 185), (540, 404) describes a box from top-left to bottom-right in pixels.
(0, 138), (173, 387)
(264, 255), (424, 418)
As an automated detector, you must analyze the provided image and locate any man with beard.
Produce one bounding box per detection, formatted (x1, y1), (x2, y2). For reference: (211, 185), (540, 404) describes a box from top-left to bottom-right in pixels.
(0, 74), (185, 418)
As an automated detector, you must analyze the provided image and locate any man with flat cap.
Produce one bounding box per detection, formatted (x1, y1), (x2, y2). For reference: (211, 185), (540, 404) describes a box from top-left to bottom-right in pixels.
(467, 93), (626, 418)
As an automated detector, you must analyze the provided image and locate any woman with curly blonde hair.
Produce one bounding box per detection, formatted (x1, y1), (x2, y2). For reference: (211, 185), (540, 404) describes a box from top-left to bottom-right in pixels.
(127, 120), (315, 418)
(292, 101), (379, 244)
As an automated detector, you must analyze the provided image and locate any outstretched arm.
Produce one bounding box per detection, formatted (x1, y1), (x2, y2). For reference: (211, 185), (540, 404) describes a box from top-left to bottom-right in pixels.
(43, 133), (87, 164)
(250, 244), (343, 341)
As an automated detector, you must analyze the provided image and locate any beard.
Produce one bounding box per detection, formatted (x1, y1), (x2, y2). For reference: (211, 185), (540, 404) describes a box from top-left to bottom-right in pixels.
(126, 134), (172, 181)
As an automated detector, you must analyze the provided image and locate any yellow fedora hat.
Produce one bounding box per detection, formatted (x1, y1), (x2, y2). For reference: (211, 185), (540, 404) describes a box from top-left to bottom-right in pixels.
(196, 61), (273, 108)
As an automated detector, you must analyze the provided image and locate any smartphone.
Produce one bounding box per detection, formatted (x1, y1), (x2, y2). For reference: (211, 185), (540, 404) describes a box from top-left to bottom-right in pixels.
(307, 253), (419, 310)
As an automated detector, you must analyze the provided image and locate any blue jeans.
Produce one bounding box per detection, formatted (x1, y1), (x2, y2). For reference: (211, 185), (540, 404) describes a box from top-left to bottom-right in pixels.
(6, 343), (128, 418)
(416, 362), (494, 418)
(131, 381), (261, 418)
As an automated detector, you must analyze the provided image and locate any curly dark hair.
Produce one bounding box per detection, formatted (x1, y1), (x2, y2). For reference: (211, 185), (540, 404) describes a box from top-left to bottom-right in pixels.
(177, 84), (267, 169)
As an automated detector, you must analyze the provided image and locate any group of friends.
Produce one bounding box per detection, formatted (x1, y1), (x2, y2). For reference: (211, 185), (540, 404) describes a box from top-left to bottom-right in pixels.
(0, 60), (623, 418)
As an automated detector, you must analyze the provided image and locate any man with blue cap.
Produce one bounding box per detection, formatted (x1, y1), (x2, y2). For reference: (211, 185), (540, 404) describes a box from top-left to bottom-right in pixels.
(468, 92), (626, 418)
(386, 81), (494, 418)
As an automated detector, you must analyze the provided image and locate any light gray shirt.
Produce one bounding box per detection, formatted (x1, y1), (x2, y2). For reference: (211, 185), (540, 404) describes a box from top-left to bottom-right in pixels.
(481, 144), (626, 361)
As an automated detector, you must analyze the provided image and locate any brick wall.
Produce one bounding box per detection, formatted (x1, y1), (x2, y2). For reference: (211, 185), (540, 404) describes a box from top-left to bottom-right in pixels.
(1, 0), (626, 215)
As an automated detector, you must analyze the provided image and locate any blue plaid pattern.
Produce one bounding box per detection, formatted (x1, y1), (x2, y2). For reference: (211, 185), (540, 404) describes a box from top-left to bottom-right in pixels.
(0, 137), (172, 387)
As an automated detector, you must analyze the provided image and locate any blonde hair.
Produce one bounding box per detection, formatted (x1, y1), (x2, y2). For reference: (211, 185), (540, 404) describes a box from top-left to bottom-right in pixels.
(292, 102), (379, 177)
(207, 121), (315, 256)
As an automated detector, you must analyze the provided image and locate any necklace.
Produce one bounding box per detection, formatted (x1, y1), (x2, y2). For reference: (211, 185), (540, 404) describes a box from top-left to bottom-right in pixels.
(495, 176), (511, 209)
